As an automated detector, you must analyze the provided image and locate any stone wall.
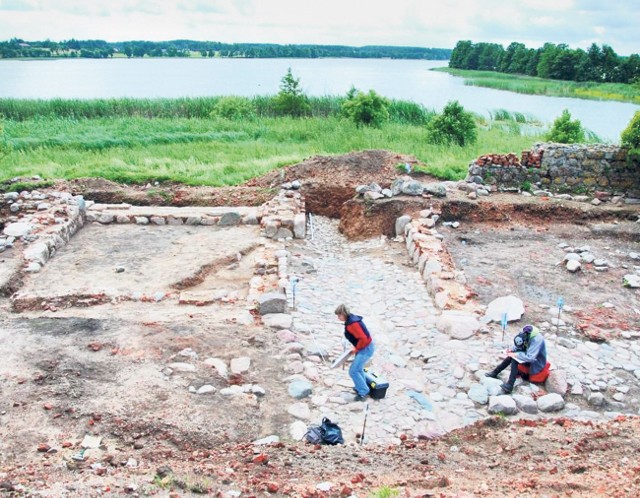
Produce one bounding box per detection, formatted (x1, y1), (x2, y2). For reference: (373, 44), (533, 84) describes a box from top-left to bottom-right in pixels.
(1, 187), (305, 300)
(467, 143), (640, 199)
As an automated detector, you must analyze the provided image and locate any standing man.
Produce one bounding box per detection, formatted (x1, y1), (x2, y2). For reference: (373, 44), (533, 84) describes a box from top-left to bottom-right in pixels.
(485, 324), (548, 394)
(335, 304), (375, 402)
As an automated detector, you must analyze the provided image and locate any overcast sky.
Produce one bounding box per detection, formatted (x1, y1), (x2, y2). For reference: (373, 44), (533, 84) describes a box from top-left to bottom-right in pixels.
(0, 0), (638, 55)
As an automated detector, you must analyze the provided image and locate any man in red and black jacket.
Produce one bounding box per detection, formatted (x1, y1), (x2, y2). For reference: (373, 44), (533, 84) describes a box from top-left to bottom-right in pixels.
(335, 304), (375, 401)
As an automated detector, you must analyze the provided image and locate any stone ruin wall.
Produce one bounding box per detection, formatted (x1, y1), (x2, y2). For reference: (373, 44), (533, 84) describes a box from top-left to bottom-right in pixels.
(0, 187), (306, 300)
(467, 143), (640, 199)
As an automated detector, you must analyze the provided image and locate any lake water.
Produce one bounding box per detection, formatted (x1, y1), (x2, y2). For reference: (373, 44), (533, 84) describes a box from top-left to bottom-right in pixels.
(1, 58), (638, 142)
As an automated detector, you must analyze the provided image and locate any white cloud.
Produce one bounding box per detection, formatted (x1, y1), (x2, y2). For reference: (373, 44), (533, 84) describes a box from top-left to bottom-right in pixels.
(0, 0), (637, 54)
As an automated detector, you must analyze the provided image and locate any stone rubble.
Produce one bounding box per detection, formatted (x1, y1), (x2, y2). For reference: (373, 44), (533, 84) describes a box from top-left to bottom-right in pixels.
(259, 217), (640, 445)
(2, 185), (639, 447)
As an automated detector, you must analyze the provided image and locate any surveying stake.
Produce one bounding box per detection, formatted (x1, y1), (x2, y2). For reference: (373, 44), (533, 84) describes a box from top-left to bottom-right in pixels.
(500, 312), (508, 342)
(290, 276), (299, 311)
(556, 296), (564, 331)
(360, 402), (369, 446)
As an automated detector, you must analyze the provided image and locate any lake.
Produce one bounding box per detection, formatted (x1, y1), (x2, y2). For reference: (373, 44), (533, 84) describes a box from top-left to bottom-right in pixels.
(1, 57), (638, 142)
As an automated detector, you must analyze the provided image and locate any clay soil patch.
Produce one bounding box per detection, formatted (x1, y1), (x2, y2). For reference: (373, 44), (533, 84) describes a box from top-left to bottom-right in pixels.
(440, 220), (640, 341)
(11, 223), (261, 311)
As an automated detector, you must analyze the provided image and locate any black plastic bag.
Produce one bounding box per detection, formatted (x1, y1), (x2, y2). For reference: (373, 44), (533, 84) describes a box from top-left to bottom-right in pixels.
(320, 417), (344, 445)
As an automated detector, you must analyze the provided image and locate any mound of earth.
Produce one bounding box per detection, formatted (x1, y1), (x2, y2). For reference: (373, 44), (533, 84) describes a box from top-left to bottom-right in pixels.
(243, 150), (436, 217)
(244, 149), (423, 189)
(55, 178), (277, 207)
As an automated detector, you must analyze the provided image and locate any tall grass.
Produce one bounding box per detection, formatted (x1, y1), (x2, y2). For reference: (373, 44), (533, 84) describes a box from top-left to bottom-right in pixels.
(0, 96), (435, 125)
(489, 109), (537, 124)
(434, 68), (640, 105)
(0, 111), (546, 185)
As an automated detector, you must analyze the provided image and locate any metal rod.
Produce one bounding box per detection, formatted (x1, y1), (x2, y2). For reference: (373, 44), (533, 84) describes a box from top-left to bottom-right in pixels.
(360, 402), (369, 446)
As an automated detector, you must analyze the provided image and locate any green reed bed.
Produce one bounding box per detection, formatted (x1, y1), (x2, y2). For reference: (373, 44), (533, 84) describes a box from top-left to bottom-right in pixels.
(0, 96), (435, 124)
(1, 111), (546, 185)
(434, 68), (640, 104)
(0, 98), (546, 185)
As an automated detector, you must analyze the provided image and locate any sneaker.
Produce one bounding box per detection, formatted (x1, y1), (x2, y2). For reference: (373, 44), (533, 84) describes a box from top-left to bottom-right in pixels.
(500, 383), (513, 394)
(354, 394), (368, 402)
(485, 371), (498, 379)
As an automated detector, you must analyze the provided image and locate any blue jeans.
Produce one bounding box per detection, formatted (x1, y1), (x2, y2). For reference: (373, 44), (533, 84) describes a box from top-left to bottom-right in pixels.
(349, 342), (375, 396)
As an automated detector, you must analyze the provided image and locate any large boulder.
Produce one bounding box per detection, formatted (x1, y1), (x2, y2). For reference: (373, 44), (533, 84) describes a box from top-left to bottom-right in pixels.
(623, 274), (640, 288)
(436, 311), (481, 340)
(512, 394), (538, 414)
(537, 393), (565, 412)
(288, 380), (313, 399)
(423, 183), (447, 197)
(395, 215), (412, 237)
(483, 295), (525, 323)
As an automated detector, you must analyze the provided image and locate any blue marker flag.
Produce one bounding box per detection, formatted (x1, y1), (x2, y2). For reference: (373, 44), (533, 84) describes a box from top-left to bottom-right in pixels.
(501, 312), (508, 330)
(557, 296), (564, 311)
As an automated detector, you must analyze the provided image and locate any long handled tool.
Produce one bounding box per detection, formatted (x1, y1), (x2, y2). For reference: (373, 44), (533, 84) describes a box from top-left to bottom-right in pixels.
(360, 402), (369, 446)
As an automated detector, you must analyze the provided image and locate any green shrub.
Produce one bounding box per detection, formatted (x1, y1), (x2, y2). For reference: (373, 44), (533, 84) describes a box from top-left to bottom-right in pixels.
(273, 68), (311, 117)
(341, 89), (390, 127)
(621, 111), (640, 149)
(546, 109), (585, 143)
(211, 96), (255, 120)
(520, 180), (532, 192)
(622, 111), (640, 162)
(426, 100), (477, 146)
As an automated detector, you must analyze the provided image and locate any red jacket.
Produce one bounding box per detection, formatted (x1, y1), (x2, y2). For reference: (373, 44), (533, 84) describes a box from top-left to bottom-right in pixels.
(344, 314), (372, 352)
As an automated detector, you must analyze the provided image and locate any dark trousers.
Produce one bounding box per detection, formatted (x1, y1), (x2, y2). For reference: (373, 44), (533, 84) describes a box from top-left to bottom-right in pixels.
(493, 356), (526, 386)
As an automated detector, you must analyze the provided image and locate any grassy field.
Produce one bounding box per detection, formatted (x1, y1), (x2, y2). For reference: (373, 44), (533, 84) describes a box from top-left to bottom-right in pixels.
(0, 98), (548, 186)
(435, 68), (640, 105)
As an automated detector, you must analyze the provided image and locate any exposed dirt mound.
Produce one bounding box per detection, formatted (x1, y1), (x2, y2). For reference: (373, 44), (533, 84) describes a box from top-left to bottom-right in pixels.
(244, 149), (436, 217)
(244, 150), (419, 188)
(57, 178), (276, 207)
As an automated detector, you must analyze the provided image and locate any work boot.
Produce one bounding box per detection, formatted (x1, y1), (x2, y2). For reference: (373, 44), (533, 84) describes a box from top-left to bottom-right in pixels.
(485, 371), (499, 379)
(354, 394), (368, 402)
(500, 382), (514, 394)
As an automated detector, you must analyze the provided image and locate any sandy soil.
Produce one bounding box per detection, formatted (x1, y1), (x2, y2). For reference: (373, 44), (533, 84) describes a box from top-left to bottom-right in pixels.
(440, 221), (640, 341)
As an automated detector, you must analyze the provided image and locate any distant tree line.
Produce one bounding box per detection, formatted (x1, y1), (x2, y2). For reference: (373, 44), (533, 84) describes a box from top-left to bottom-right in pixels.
(0, 38), (451, 60)
(449, 40), (640, 84)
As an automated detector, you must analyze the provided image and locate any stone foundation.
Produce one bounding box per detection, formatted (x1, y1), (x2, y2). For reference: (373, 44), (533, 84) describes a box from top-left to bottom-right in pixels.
(1, 188), (305, 310)
(467, 143), (640, 199)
